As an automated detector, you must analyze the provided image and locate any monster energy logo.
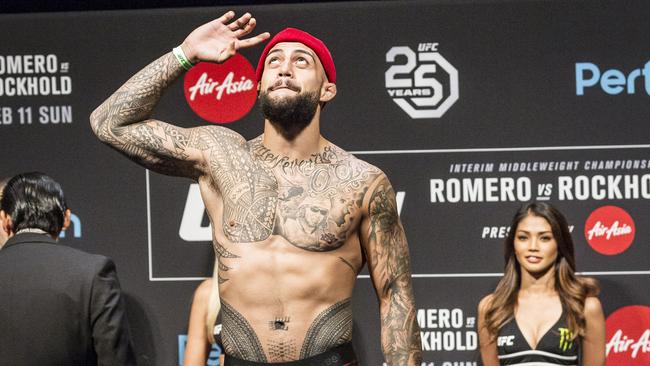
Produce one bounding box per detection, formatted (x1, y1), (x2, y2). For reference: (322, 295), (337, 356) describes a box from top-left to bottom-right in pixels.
(559, 327), (574, 351)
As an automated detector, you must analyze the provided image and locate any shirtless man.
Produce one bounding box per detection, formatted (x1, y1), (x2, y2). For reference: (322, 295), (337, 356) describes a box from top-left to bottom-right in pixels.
(90, 11), (421, 365)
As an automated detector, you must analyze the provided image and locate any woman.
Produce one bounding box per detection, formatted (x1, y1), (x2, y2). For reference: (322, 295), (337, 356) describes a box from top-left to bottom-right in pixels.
(478, 202), (605, 366)
(183, 265), (224, 366)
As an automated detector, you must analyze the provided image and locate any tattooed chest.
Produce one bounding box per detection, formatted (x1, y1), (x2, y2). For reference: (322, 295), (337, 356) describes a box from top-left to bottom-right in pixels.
(219, 179), (363, 251)
(216, 162), (279, 243)
(213, 138), (375, 250)
(272, 175), (365, 251)
(216, 166), (368, 252)
(267, 152), (378, 251)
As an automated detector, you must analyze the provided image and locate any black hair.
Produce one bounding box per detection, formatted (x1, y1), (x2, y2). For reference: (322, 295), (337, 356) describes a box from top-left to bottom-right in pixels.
(0, 172), (68, 237)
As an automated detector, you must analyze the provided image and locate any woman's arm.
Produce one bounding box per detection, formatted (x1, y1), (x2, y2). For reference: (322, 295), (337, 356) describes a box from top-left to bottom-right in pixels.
(581, 296), (606, 366)
(478, 295), (501, 366)
(183, 279), (214, 366)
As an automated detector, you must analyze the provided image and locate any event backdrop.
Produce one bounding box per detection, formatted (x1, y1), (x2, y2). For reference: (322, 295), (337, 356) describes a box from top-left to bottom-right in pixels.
(1, 1), (649, 365)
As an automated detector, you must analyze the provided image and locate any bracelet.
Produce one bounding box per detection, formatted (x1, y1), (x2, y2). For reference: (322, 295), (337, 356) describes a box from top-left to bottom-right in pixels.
(172, 46), (194, 70)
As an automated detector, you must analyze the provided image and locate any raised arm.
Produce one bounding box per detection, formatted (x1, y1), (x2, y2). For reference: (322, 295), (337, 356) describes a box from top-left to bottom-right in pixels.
(361, 173), (422, 365)
(90, 11), (269, 178)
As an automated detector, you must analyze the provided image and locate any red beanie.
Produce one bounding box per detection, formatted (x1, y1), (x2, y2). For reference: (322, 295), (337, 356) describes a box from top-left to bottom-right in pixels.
(255, 28), (336, 84)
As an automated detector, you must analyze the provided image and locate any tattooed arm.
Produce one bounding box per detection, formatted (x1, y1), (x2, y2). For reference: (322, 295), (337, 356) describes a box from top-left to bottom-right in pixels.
(90, 11), (269, 178)
(90, 53), (206, 178)
(361, 173), (422, 365)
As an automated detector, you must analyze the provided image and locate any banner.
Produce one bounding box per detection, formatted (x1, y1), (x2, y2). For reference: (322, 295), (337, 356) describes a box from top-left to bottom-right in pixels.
(1, 1), (648, 364)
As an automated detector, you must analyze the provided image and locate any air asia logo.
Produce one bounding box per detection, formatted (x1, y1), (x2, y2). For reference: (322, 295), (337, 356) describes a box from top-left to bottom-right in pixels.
(606, 305), (650, 365)
(385, 43), (458, 119)
(584, 205), (635, 255)
(183, 54), (257, 124)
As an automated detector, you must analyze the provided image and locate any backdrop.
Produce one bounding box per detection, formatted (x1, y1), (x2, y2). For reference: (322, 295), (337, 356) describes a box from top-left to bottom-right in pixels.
(1, 1), (648, 365)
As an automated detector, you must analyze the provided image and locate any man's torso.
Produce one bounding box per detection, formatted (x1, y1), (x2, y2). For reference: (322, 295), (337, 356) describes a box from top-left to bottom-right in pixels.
(196, 131), (381, 362)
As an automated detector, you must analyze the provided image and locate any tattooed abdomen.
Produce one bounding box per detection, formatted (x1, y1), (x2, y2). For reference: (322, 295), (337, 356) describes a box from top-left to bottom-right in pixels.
(300, 299), (353, 358)
(221, 301), (268, 362)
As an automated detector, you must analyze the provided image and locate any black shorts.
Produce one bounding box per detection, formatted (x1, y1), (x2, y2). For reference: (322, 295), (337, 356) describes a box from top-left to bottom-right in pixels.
(223, 342), (358, 366)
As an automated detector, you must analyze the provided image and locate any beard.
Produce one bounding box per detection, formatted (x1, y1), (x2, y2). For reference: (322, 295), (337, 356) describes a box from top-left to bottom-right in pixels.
(259, 87), (320, 141)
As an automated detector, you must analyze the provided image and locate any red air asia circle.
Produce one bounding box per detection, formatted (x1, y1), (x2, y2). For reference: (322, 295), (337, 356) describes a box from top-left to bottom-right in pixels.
(183, 54), (257, 124)
(606, 305), (650, 365)
(583, 205), (635, 255)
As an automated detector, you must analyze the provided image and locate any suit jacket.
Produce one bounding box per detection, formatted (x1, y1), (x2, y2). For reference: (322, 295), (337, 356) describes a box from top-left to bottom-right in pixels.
(0, 233), (135, 366)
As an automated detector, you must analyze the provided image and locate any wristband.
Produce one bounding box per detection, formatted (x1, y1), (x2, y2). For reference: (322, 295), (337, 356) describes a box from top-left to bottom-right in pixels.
(173, 46), (194, 70)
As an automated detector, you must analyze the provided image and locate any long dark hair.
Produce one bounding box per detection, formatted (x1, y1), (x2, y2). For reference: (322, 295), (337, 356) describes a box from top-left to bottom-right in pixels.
(0, 172), (68, 237)
(483, 202), (599, 340)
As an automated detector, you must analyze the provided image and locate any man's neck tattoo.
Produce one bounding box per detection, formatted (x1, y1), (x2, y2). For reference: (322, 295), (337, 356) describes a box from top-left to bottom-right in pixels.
(253, 143), (338, 174)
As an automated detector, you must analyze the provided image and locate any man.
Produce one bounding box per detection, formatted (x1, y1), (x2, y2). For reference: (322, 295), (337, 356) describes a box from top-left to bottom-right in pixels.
(91, 11), (421, 365)
(0, 172), (135, 366)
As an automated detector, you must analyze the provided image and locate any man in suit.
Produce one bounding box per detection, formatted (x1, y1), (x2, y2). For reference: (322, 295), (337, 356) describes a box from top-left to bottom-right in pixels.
(0, 172), (135, 366)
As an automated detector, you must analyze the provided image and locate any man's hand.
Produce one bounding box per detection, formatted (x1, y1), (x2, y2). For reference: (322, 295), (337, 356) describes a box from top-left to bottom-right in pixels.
(181, 11), (270, 64)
